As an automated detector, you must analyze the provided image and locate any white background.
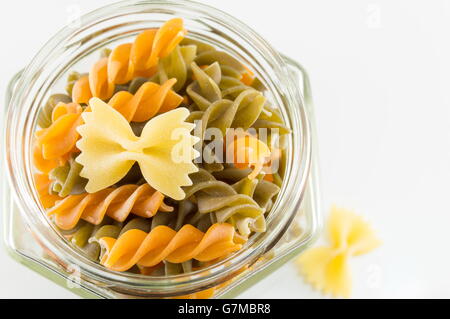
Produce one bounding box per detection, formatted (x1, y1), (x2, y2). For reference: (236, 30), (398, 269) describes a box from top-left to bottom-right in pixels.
(0, 0), (449, 298)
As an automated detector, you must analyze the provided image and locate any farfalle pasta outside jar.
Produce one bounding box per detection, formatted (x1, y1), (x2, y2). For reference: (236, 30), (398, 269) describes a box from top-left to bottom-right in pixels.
(3, 0), (322, 298)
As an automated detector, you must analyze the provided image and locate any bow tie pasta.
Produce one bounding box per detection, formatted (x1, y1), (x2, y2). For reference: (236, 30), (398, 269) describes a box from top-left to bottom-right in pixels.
(76, 98), (199, 200)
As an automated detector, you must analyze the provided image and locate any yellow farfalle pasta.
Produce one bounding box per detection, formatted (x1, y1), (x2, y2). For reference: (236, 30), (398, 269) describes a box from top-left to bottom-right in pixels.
(296, 207), (381, 298)
(76, 98), (199, 200)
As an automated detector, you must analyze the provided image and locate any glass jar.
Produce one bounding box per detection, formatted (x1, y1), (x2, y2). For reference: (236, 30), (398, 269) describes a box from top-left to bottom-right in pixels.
(2, 0), (321, 298)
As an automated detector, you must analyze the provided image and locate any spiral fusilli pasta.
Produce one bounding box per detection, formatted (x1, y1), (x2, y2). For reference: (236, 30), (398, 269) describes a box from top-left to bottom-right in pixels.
(151, 45), (197, 92)
(35, 102), (82, 162)
(180, 169), (266, 237)
(34, 173), (62, 209)
(72, 18), (187, 102)
(49, 156), (87, 197)
(214, 167), (281, 211)
(47, 184), (173, 230)
(99, 222), (242, 271)
(37, 94), (72, 128)
(187, 62), (222, 111)
(107, 78), (183, 122)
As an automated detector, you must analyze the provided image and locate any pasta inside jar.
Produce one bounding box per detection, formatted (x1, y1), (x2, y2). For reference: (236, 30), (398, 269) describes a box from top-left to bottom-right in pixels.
(32, 18), (290, 280)
(5, 0), (318, 299)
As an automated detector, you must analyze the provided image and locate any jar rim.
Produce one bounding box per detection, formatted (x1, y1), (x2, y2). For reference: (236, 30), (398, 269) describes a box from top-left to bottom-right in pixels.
(4, 0), (312, 296)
